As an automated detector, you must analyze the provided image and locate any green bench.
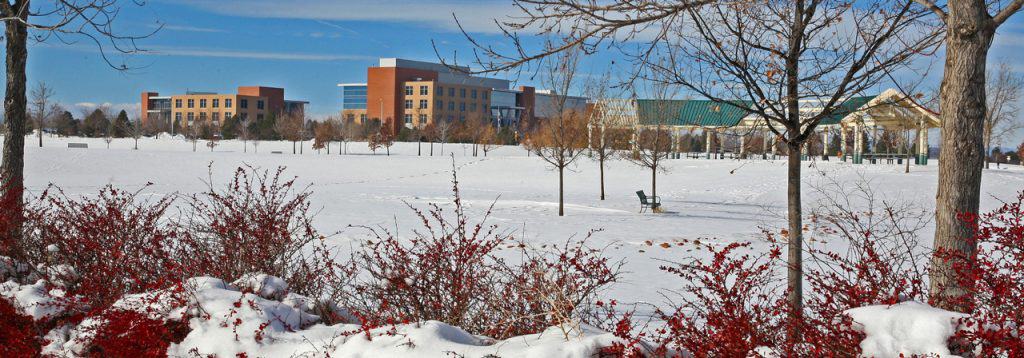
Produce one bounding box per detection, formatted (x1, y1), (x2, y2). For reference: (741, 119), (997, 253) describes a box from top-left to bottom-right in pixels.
(636, 191), (661, 213)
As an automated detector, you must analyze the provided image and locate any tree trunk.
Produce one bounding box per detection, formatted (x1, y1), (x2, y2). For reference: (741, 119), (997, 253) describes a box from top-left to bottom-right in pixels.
(418, 140), (421, 156)
(786, 141), (804, 321)
(430, 141), (434, 156)
(930, 3), (996, 311)
(1, 9), (29, 249)
(558, 165), (565, 217)
(599, 157), (606, 200)
(37, 123), (41, 147)
(651, 164), (657, 200)
(293, 141), (296, 154)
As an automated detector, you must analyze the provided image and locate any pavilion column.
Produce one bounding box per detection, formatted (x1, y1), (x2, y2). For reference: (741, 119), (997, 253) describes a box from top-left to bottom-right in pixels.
(705, 129), (712, 159)
(918, 123), (929, 165)
(761, 129), (769, 160)
(772, 134), (780, 158)
(840, 125), (848, 162)
(870, 125), (879, 164)
(822, 130), (830, 161)
(853, 123), (864, 164)
(739, 132), (747, 159)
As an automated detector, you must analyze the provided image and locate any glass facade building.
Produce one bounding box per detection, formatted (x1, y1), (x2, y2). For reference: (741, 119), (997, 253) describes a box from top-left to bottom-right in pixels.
(340, 84), (368, 110)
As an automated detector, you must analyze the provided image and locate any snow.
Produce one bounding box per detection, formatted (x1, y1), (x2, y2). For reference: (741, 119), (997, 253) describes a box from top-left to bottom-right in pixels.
(22, 135), (1024, 307)
(845, 301), (968, 357)
(0, 279), (66, 319)
(11, 134), (1024, 355)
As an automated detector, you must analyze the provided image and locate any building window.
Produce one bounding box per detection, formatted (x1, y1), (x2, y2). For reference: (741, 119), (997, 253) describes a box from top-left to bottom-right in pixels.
(404, 100), (413, 109)
(437, 86), (443, 96)
(483, 91), (488, 100)
(225, 99), (233, 108)
(460, 89), (466, 98)
(212, 99), (220, 108)
(418, 114), (427, 124)
(175, 112), (182, 122)
(404, 114), (412, 124)
(448, 115), (454, 122)
(419, 100), (428, 109)
(199, 112), (207, 121)
(225, 112), (232, 120)
(471, 89), (477, 99)
(436, 100), (443, 109)
(404, 86), (413, 95)
(212, 112), (220, 122)
(419, 86), (428, 95)
(187, 99), (195, 108)
(459, 115), (465, 121)
(459, 102), (466, 112)
(470, 103), (477, 112)
(449, 88), (455, 97)
(175, 99), (182, 108)
(240, 113), (248, 121)
(448, 101), (455, 111)
(200, 99), (207, 108)
(240, 99), (248, 109)
(360, 114), (366, 122)
(257, 100), (265, 110)
(187, 112), (195, 121)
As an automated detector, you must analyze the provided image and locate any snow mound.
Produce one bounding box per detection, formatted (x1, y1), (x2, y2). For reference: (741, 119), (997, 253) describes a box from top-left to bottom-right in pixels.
(0, 279), (66, 319)
(845, 301), (968, 357)
(166, 273), (623, 357)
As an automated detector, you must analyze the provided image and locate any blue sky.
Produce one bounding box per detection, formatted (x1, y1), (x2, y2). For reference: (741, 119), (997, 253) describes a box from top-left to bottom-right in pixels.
(16, 0), (1024, 142)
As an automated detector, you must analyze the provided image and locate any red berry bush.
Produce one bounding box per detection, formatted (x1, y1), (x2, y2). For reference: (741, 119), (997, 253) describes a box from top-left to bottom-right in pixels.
(348, 171), (621, 339)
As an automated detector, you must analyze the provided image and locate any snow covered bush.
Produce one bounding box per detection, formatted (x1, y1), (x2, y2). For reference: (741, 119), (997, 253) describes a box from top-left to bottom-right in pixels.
(349, 170), (621, 339)
(87, 310), (190, 357)
(177, 166), (346, 300)
(639, 179), (935, 357)
(0, 296), (43, 357)
(654, 239), (785, 357)
(20, 185), (182, 316)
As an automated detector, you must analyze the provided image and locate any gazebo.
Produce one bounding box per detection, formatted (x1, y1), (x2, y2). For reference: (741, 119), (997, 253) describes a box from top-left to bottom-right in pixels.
(596, 89), (940, 164)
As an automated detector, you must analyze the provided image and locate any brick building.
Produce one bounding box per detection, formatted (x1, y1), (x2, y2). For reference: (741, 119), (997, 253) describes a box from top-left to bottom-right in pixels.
(142, 86), (307, 132)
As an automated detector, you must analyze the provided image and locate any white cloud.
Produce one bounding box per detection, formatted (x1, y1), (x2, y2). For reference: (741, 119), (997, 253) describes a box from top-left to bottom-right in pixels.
(145, 46), (375, 62)
(150, 23), (226, 33)
(178, 0), (518, 33)
(73, 102), (142, 117)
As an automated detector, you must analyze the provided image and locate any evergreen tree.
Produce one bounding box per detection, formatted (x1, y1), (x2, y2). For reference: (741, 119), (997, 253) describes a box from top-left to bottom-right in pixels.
(53, 111), (78, 136)
(81, 109), (109, 137)
(220, 114), (240, 140)
(113, 110), (131, 137)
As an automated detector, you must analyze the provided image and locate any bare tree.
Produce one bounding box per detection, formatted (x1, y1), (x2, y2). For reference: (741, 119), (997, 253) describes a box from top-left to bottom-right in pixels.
(275, 112), (304, 154)
(910, 0), (1024, 310)
(129, 112), (143, 150)
(0, 1), (156, 245)
(435, 118), (454, 156)
(237, 117), (251, 153)
(523, 49), (588, 217)
(624, 83), (678, 207)
(983, 61), (1023, 169)
(29, 81), (56, 148)
(454, 0), (943, 336)
(585, 73), (625, 201)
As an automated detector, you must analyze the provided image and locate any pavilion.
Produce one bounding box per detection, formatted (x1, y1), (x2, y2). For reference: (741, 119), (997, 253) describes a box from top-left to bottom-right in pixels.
(593, 89), (940, 164)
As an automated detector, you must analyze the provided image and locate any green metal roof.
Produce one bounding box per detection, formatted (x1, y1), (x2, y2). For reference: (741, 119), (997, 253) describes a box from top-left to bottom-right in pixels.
(819, 96), (877, 125)
(636, 99), (752, 127)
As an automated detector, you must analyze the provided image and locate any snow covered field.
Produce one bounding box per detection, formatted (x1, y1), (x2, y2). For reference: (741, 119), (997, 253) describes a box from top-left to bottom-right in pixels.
(20, 134), (1024, 307)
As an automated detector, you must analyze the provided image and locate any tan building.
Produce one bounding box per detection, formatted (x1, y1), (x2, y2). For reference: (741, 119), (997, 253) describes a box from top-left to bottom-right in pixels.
(399, 80), (491, 128)
(142, 86), (307, 131)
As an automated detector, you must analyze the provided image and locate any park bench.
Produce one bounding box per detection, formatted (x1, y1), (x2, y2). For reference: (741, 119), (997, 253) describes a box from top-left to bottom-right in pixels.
(67, 143), (87, 149)
(636, 190), (661, 213)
